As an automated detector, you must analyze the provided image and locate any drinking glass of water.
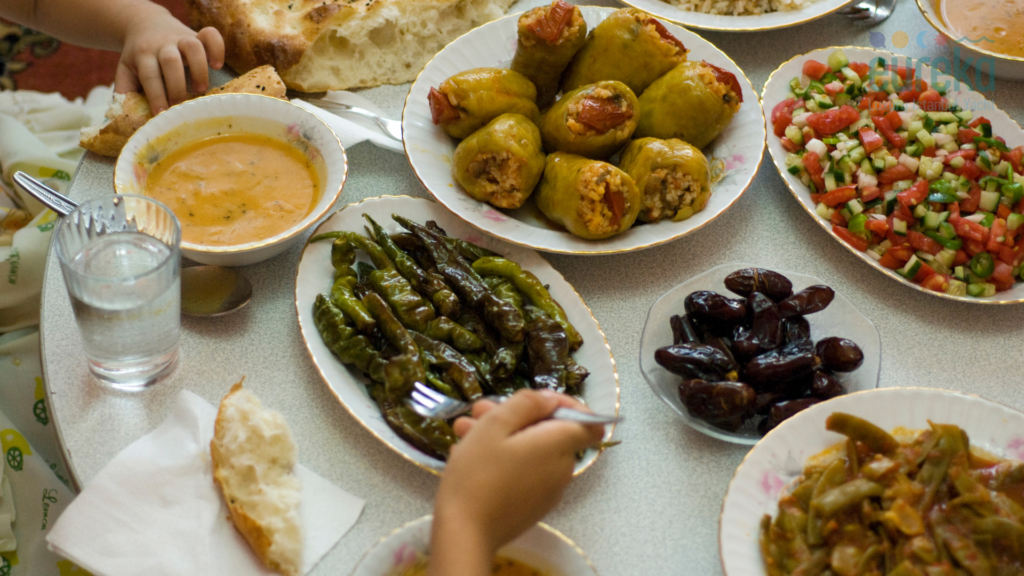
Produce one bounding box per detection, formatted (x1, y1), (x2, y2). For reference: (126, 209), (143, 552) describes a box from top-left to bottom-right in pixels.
(55, 195), (182, 389)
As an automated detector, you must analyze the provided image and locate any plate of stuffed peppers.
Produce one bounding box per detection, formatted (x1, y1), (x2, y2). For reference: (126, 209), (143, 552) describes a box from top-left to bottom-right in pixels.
(294, 195), (619, 475)
(764, 46), (1024, 303)
(402, 4), (765, 255)
(719, 388), (1024, 576)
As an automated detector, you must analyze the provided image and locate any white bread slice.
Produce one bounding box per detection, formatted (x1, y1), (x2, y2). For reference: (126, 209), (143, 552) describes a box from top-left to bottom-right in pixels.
(211, 381), (302, 576)
(79, 65), (288, 158)
(186, 0), (517, 92)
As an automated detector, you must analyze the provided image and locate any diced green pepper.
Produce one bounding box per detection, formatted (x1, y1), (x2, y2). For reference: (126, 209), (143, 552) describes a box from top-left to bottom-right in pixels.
(969, 252), (995, 279)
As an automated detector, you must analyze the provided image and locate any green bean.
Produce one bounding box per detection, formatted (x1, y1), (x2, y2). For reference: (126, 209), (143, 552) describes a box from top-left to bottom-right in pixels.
(917, 424), (966, 513)
(811, 478), (884, 517)
(935, 522), (992, 576)
(807, 459), (848, 545)
(825, 412), (899, 454)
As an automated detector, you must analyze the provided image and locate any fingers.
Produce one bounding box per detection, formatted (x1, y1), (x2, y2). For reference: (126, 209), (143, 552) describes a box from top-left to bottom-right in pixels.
(179, 37), (210, 93)
(135, 54), (169, 114)
(114, 61), (141, 95)
(158, 44), (188, 107)
(517, 418), (603, 456)
(481, 390), (560, 437)
(197, 27), (225, 70)
(453, 416), (476, 438)
(469, 399), (499, 419)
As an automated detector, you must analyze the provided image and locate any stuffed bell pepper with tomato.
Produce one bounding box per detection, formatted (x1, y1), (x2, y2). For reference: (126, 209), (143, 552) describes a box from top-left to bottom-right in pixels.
(619, 137), (711, 223)
(510, 0), (588, 109)
(540, 80), (638, 159)
(452, 113), (546, 210)
(635, 61), (743, 149)
(535, 152), (641, 240)
(428, 68), (541, 139)
(561, 8), (688, 96)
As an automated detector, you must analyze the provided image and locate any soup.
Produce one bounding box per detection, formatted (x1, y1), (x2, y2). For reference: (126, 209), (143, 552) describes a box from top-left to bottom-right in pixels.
(145, 133), (319, 247)
(940, 0), (1024, 59)
(399, 555), (547, 576)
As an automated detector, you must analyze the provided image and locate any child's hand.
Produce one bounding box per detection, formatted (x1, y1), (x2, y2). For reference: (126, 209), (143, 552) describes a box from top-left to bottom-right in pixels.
(428, 390), (605, 576)
(115, 5), (224, 114)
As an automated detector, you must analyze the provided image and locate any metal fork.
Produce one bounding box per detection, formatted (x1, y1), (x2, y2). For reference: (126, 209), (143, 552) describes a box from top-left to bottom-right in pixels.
(408, 382), (622, 425)
(307, 99), (404, 142)
(838, 0), (896, 26)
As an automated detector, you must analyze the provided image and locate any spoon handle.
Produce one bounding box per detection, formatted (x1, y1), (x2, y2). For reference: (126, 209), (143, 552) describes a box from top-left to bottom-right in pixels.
(13, 171), (79, 217)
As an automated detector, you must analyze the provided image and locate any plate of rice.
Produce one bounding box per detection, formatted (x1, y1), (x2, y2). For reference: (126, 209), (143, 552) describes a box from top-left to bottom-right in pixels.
(618, 0), (854, 31)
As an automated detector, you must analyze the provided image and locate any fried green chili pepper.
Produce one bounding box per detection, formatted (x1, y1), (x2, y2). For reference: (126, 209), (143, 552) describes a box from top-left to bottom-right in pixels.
(370, 384), (455, 460)
(618, 137), (712, 223)
(473, 256), (582, 350)
(535, 152), (641, 240)
(362, 292), (425, 397)
(312, 294), (385, 382)
(635, 61), (743, 150)
(428, 68), (541, 139)
(365, 215), (460, 319)
(412, 332), (484, 401)
(423, 316), (483, 352)
(510, 1), (587, 108)
(523, 305), (572, 393)
(482, 275), (525, 316)
(394, 215), (525, 342)
(453, 113), (546, 209)
(561, 8), (688, 95)
(540, 80), (638, 159)
(425, 220), (499, 263)
(311, 233), (377, 332)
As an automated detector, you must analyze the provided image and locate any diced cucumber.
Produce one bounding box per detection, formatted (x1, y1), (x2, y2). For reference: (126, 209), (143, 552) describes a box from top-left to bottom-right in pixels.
(922, 210), (949, 229)
(942, 140), (959, 153)
(848, 145), (866, 164)
(978, 151), (993, 171)
(938, 221), (957, 240)
(916, 130), (936, 149)
(892, 218), (908, 236)
(872, 157), (887, 172)
(945, 279), (967, 297)
(905, 142), (924, 157)
(787, 165), (802, 175)
(1008, 213), (1024, 231)
(812, 93), (834, 109)
(954, 266), (967, 281)
(816, 202), (834, 219)
(860, 158), (876, 176)
(837, 155), (856, 173)
(907, 120), (923, 138)
(936, 248), (957, 269)
(955, 110), (974, 122)
(828, 49), (850, 72)
(847, 199), (864, 215)
(913, 204), (928, 219)
(979, 212), (995, 227)
(824, 172), (837, 192)
(884, 190), (898, 215)
(885, 155), (899, 169)
(967, 283), (997, 298)
(949, 156), (966, 169)
(899, 255), (923, 279)
(979, 190), (1001, 212)
(785, 124), (803, 145)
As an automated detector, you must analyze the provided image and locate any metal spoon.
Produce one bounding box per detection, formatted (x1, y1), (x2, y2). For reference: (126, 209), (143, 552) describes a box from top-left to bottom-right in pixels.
(12, 171), (253, 316)
(838, 0), (896, 26)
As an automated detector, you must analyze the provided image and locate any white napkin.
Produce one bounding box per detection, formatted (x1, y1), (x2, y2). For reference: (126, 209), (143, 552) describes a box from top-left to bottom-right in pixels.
(46, 390), (365, 576)
(293, 91), (404, 154)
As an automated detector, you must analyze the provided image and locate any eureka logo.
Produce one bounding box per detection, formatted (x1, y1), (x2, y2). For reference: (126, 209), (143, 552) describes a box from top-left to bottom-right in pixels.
(868, 30), (997, 95)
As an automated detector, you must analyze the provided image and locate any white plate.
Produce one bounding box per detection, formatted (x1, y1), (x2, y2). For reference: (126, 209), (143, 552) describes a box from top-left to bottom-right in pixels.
(619, 0), (852, 32)
(294, 196), (619, 475)
(350, 515), (599, 576)
(763, 46), (1024, 304)
(719, 387), (1024, 575)
(402, 6), (765, 255)
(639, 263), (881, 445)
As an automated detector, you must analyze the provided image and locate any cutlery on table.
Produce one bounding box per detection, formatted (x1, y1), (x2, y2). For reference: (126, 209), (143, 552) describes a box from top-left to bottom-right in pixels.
(838, 0), (896, 25)
(407, 381), (622, 425)
(306, 99), (404, 142)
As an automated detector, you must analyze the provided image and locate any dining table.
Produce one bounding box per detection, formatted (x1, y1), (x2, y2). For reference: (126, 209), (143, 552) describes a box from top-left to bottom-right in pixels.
(38, 0), (1024, 574)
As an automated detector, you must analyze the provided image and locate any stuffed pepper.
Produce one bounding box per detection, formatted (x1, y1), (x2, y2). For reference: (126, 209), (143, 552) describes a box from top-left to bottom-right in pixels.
(618, 138), (711, 223)
(510, 1), (588, 109)
(635, 60), (743, 149)
(540, 80), (638, 160)
(452, 113), (546, 210)
(428, 68), (541, 139)
(561, 8), (688, 96)
(535, 152), (641, 240)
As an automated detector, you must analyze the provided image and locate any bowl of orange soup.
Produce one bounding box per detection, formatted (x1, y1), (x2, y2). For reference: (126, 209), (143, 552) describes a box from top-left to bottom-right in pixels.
(114, 93), (348, 266)
(917, 0), (1024, 80)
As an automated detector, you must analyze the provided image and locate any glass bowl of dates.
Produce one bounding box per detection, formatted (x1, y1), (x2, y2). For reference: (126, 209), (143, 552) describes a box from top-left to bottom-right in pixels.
(639, 264), (881, 444)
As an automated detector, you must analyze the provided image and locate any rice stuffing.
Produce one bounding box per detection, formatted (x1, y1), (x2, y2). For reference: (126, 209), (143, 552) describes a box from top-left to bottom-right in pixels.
(468, 151), (527, 208)
(640, 168), (708, 222)
(578, 165), (629, 235)
(663, 0), (817, 16)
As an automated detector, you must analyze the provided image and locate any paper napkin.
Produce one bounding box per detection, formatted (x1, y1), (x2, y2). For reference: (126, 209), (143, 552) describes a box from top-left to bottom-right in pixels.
(46, 390), (365, 576)
(293, 91), (405, 154)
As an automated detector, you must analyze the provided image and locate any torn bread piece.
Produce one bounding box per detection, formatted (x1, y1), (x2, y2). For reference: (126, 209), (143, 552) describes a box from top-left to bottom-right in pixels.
(79, 65), (288, 158)
(211, 381), (302, 576)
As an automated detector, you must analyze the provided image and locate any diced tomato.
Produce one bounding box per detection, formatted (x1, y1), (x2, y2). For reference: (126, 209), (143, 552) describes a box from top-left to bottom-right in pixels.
(858, 127), (884, 154)
(969, 116), (991, 129)
(920, 273), (949, 292)
(831, 209), (848, 227)
(884, 110), (903, 130)
(806, 105), (860, 135)
(954, 249), (970, 266)
(878, 164), (915, 184)
(869, 100), (894, 116)
(887, 246), (915, 262)
(872, 115), (906, 149)
(922, 146), (937, 158)
(820, 185), (857, 207)
(918, 89), (946, 111)
(833, 225), (869, 252)
(997, 205), (1012, 220)
(986, 218), (1008, 252)
(577, 96), (634, 132)
(1008, 146), (1024, 175)
(948, 201), (961, 222)
(428, 87), (459, 125)
(706, 62), (743, 103)
(887, 65), (914, 81)
(803, 151), (826, 191)
(772, 98), (799, 124)
(803, 59), (831, 81)
(897, 180), (929, 207)
(912, 263), (936, 283)
(898, 78), (927, 103)
(957, 128), (982, 145)
(945, 149), (977, 164)
(525, 0), (575, 42)
(847, 62), (870, 79)
(998, 245), (1024, 267)
(879, 251), (904, 269)
(908, 230), (942, 255)
(965, 238), (987, 256)
(895, 202), (916, 222)
(865, 219), (889, 236)
(810, 193), (822, 203)
(781, 137), (801, 153)
(861, 186), (881, 202)
(992, 261), (1016, 289)
(955, 160), (982, 181)
(605, 186), (625, 228)
(774, 114), (791, 138)
(824, 81), (844, 97)
(960, 185), (982, 213)
(955, 218), (991, 243)
(646, 18), (687, 53)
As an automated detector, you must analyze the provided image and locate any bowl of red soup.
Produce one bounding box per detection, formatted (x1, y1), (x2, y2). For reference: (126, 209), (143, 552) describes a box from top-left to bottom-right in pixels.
(114, 93), (348, 266)
(917, 0), (1024, 81)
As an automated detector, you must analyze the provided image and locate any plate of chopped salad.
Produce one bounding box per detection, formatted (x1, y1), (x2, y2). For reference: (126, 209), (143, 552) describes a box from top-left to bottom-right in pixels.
(763, 46), (1024, 303)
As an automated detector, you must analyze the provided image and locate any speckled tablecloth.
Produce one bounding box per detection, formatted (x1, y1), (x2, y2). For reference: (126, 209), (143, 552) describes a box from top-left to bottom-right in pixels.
(39, 1), (1024, 575)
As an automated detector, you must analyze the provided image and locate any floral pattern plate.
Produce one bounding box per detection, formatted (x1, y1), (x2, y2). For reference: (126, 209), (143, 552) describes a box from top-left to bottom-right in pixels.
(618, 0), (853, 32)
(402, 6), (765, 255)
(719, 387), (1024, 575)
